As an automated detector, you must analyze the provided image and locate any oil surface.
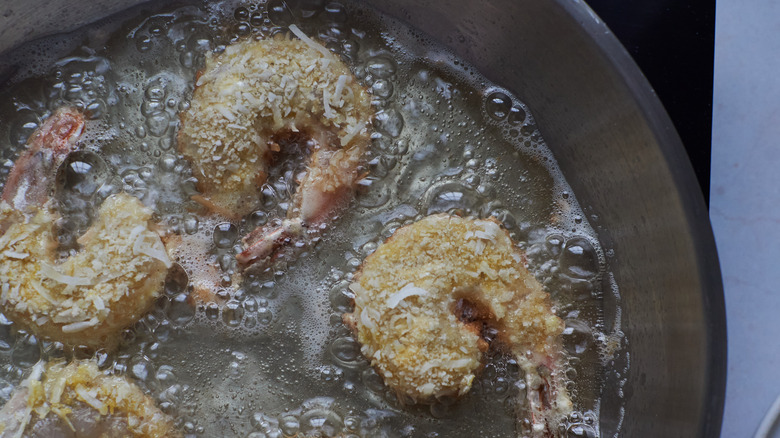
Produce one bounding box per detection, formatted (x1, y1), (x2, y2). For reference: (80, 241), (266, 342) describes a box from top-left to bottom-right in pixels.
(0, 1), (625, 437)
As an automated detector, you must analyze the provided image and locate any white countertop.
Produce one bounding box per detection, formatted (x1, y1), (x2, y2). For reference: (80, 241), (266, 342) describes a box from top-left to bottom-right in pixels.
(711, 0), (780, 436)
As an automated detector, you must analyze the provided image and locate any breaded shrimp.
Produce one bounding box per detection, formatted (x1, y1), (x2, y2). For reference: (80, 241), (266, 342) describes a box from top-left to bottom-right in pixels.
(0, 360), (180, 437)
(177, 25), (372, 273)
(344, 214), (572, 437)
(0, 108), (172, 349)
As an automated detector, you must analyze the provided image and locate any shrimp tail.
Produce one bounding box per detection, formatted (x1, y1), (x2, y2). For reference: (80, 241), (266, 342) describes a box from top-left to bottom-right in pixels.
(1, 108), (84, 211)
(237, 147), (363, 271)
(520, 358), (573, 437)
(236, 217), (305, 269)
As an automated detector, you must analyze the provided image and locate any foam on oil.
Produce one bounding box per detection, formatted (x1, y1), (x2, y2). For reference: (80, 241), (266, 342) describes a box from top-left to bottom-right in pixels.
(0, 1), (625, 437)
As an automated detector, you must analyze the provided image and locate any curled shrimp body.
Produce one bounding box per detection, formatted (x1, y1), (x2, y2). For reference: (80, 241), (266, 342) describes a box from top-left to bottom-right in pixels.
(0, 108), (172, 349)
(344, 214), (572, 436)
(177, 25), (372, 273)
(0, 359), (180, 437)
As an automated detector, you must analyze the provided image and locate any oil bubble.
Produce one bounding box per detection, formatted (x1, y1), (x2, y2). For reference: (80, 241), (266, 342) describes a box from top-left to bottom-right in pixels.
(168, 293), (194, 325)
(559, 237), (599, 279)
(234, 7), (250, 21)
(236, 22), (252, 36)
(252, 412), (282, 435)
(341, 39), (359, 59)
(329, 281), (352, 312)
(297, 0), (325, 19)
(180, 51), (195, 69)
(545, 234), (565, 257)
(422, 181), (480, 215)
(12, 334), (40, 368)
(361, 367), (385, 394)
(567, 424), (597, 438)
(280, 415), (300, 436)
(268, 0), (295, 25)
(373, 107), (404, 138)
(0, 317), (13, 352)
(485, 91), (512, 120)
(9, 110), (40, 147)
(222, 300), (245, 327)
(371, 79), (393, 99)
(141, 100), (165, 116)
(249, 12), (265, 28)
(145, 82), (166, 101)
(520, 123), (537, 137)
(243, 296), (258, 313)
(183, 215), (199, 234)
(205, 302), (220, 320)
(214, 222), (238, 248)
(130, 355), (154, 383)
(366, 56), (396, 79)
(146, 111), (171, 137)
(257, 307), (273, 325)
(563, 318), (593, 356)
(56, 150), (108, 197)
(136, 35), (153, 52)
(507, 106), (527, 125)
(187, 30), (213, 53)
(300, 407), (343, 437)
(245, 316), (258, 328)
(325, 2), (347, 23)
(330, 336), (361, 368)
(85, 99), (106, 119)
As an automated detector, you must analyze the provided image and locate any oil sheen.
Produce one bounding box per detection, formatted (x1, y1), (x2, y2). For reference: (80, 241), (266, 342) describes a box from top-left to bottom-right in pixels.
(0, 1), (626, 437)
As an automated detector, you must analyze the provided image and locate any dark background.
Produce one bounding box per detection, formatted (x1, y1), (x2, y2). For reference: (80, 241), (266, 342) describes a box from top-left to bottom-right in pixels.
(586, 0), (716, 202)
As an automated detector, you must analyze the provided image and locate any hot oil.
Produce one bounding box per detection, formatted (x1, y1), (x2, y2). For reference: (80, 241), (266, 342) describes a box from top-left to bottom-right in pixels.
(0, 0), (624, 437)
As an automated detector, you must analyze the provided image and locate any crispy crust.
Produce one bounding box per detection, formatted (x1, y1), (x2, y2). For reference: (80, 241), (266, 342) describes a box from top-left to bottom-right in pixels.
(0, 193), (170, 349)
(14, 360), (180, 437)
(178, 34), (372, 217)
(345, 214), (564, 402)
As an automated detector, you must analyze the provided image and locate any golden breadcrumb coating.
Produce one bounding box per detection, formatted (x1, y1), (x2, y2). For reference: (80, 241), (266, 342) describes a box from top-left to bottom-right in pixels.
(0, 193), (171, 349)
(1, 360), (180, 437)
(178, 32), (372, 217)
(346, 214), (565, 402)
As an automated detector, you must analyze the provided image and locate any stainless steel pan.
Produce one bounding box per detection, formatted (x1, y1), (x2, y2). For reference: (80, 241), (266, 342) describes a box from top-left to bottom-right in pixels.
(0, 0), (727, 436)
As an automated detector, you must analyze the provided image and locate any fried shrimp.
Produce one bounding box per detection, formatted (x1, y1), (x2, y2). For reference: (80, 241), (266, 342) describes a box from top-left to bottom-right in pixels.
(344, 214), (572, 436)
(0, 108), (172, 349)
(177, 25), (372, 272)
(0, 359), (180, 437)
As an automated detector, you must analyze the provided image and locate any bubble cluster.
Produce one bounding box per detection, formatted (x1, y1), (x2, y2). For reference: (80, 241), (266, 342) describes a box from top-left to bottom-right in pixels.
(0, 0), (624, 436)
(50, 56), (116, 117)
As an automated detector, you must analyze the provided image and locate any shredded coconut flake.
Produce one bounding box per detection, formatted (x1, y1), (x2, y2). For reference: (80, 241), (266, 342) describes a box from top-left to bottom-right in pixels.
(387, 283), (428, 309)
(29, 280), (56, 304)
(39, 263), (95, 287)
(133, 232), (173, 268)
(27, 361), (45, 382)
(61, 318), (99, 333)
(50, 376), (66, 404)
(360, 306), (377, 330)
(419, 360), (441, 374)
(3, 250), (28, 259)
(215, 104), (236, 122)
(288, 24), (331, 57)
(74, 385), (106, 414)
(419, 383), (436, 395)
(323, 88), (334, 119)
(334, 74), (348, 100)
(443, 358), (474, 369)
(340, 122), (364, 146)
